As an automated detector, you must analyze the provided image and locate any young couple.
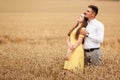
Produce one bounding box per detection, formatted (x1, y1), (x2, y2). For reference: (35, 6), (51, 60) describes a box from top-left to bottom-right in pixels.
(64, 5), (104, 72)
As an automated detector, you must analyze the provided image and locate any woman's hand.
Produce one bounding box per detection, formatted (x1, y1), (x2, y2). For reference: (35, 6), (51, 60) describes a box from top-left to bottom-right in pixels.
(70, 45), (75, 51)
(64, 54), (70, 61)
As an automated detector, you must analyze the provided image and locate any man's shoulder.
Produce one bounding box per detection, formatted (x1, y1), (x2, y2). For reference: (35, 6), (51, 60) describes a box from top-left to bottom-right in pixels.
(94, 19), (104, 27)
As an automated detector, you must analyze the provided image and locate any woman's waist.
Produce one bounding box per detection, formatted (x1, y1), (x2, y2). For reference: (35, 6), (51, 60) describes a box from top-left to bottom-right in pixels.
(70, 42), (83, 46)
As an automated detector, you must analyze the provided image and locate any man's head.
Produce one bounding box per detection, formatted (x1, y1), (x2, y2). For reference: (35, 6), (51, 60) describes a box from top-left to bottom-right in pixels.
(85, 5), (98, 19)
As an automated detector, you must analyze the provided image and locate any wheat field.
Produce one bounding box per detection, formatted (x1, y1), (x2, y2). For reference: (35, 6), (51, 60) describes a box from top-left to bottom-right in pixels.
(0, 0), (120, 80)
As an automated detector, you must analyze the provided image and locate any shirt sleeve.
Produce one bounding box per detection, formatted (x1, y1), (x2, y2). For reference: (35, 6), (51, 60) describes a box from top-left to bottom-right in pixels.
(88, 23), (104, 43)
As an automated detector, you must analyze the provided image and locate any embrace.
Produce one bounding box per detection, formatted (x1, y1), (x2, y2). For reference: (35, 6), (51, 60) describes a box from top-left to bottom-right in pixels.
(64, 5), (104, 72)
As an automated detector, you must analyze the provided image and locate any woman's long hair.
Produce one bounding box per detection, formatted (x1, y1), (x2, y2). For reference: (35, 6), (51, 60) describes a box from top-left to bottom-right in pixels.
(67, 15), (88, 41)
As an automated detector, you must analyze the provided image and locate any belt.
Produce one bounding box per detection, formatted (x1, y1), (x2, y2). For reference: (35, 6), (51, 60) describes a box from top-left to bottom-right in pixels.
(84, 48), (100, 52)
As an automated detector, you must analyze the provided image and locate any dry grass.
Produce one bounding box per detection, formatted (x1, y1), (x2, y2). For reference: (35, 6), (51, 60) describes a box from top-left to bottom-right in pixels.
(0, 0), (120, 80)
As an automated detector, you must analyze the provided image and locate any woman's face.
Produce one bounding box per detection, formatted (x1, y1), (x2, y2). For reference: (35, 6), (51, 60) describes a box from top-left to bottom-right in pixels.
(77, 14), (85, 23)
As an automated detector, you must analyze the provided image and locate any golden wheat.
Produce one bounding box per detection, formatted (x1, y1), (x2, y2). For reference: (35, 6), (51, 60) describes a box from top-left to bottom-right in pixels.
(0, 0), (120, 80)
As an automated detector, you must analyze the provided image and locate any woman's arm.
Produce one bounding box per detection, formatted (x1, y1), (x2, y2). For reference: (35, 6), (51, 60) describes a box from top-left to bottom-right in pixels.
(65, 36), (71, 60)
(70, 36), (83, 50)
(66, 36), (71, 48)
(74, 37), (83, 48)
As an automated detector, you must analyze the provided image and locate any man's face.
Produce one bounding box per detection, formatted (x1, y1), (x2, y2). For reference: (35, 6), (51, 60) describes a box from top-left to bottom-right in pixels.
(85, 8), (95, 19)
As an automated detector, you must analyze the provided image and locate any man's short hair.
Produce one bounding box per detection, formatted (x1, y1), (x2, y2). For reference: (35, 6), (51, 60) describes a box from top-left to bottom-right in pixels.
(88, 5), (98, 16)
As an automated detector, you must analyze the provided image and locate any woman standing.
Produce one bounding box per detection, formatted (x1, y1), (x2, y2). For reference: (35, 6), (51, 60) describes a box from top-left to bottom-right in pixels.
(64, 13), (88, 72)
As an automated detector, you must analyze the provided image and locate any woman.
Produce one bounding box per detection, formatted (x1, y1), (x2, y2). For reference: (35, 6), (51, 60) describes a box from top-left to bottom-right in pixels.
(64, 13), (88, 72)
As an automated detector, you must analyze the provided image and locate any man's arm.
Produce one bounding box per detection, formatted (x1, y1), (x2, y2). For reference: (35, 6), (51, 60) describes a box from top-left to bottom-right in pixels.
(88, 24), (104, 43)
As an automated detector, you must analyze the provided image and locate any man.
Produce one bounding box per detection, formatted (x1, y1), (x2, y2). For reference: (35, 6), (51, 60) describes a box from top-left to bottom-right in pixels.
(81, 5), (104, 66)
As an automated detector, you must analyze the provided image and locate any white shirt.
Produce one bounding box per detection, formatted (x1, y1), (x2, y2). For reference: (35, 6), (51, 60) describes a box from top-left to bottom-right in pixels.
(84, 19), (104, 49)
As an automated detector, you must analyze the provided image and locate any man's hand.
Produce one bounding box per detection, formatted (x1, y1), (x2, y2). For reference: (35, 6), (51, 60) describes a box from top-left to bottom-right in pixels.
(80, 28), (88, 36)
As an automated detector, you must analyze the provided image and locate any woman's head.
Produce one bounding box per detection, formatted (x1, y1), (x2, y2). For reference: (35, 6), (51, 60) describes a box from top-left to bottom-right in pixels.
(75, 13), (88, 40)
(68, 13), (88, 40)
(77, 13), (86, 23)
(80, 13), (88, 28)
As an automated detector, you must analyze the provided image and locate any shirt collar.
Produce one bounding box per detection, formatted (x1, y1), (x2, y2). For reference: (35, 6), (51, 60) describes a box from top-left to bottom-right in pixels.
(87, 18), (96, 23)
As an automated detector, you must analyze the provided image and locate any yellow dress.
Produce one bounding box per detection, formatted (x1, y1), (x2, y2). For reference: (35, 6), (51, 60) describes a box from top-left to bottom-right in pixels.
(64, 27), (84, 72)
